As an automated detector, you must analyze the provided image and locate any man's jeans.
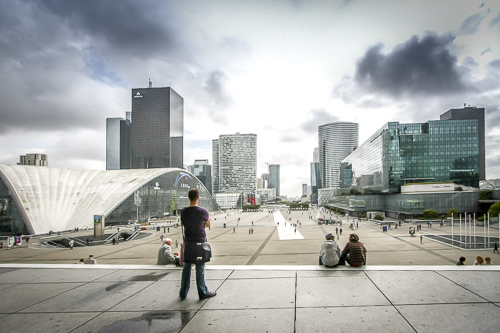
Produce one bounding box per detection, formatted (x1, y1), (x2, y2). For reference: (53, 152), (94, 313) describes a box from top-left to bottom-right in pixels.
(179, 262), (209, 299)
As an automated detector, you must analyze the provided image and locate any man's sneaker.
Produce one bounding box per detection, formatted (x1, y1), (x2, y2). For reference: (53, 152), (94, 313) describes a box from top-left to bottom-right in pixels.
(199, 291), (216, 300)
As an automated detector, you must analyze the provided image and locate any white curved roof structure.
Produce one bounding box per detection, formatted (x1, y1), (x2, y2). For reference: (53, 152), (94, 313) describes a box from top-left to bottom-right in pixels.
(0, 165), (183, 235)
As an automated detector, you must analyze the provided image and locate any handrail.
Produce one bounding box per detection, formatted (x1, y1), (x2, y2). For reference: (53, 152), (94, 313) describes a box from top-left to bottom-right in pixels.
(126, 230), (141, 242)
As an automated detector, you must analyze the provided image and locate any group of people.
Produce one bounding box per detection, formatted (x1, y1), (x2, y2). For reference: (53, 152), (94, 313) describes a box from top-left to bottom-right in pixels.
(319, 232), (367, 267)
(77, 254), (97, 264)
(457, 256), (494, 265)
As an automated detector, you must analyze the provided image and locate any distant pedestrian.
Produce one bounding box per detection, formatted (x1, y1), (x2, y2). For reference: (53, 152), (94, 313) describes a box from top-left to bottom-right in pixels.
(160, 235), (164, 243)
(340, 228), (342, 235)
(420, 235), (423, 244)
(249, 228), (251, 234)
(233, 227), (235, 233)
(69, 239), (74, 249)
(336, 227), (338, 234)
(456, 256), (466, 265)
(168, 227), (170, 233)
(494, 242), (499, 254)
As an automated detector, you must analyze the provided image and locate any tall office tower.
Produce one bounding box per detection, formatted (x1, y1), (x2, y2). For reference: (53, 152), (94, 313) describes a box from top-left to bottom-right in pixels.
(313, 147), (319, 163)
(440, 106), (485, 181)
(310, 162), (322, 203)
(302, 184), (308, 196)
(212, 139), (220, 194)
(318, 122), (359, 188)
(257, 178), (263, 188)
(261, 173), (269, 188)
(212, 133), (257, 193)
(340, 106), (486, 192)
(188, 159), (213, 195)
(269, 164), (280, 196)
(131, 83), (183, 169)
(106, 117), (131, 170)
(18, 154), (48, 166)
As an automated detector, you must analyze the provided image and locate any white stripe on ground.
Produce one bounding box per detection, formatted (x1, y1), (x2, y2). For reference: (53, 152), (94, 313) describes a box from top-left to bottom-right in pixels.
(273, 211), (304, 240)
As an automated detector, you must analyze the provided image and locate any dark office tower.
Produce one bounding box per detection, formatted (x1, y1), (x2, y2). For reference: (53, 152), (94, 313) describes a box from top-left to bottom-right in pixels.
(106, 117), (131, 170)
(131, 85), (183, 169)
(269, 164), (280, 196)
(188, 159), (213, 195)
(440, 106), (485, 181)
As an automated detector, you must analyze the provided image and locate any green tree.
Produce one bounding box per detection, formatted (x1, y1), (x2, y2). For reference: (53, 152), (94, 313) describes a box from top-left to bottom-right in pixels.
(488, 202), (500, 216)
(422, 209), (439, 219)
(447, 208), (459, 218)
(374, 214), (384, 221)
(479, 190), (492, 200)
(455, 186), (463, 191)
(349, 189), (360, 195)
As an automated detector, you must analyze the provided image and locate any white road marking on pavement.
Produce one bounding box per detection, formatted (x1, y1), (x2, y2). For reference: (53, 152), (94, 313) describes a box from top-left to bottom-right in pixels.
(273, 211), (304, 240)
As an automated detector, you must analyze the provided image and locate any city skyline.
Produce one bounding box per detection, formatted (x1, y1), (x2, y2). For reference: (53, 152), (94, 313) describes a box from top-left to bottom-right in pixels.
(0, 1), (499, 197)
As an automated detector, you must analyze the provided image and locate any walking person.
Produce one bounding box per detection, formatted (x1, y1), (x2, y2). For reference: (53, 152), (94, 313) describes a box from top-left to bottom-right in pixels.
(494, 242), (499, 254)
(179, 189), (216, 301)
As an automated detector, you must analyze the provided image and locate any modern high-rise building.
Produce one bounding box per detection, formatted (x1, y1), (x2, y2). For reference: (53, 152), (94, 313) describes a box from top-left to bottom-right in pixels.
(269, 164), (280, 196)
(318, 122), (359, 189)
(131, 83), (183, 169)
(313, 147), (319, 163)
(302, 184), (308, 196)
(339, 107), (485, 193)
(188, 159), (212, 195)
(310, 162), (322, 204)
(18, 154), (48, 167)
(106, 117), (131, 170)
(212, 133), (257, 194)
(440, 106), (485, 181)
(261, 173), (269, 188)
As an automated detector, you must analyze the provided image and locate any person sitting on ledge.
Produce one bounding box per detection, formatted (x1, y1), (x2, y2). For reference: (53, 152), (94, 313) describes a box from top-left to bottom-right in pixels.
(157, 238), (179, 266)
(456, 256), (466, 265)
(473, 256), (484, 266)
(84, 254), (97, 264)
(484, 257), (493, 265)
(340, 234), (367, 267)
(319, 233), (341, 267)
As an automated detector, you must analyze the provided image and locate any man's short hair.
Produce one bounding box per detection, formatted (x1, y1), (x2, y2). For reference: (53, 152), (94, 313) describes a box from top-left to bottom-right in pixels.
(164, 238), (172, 245)
(188, 188), (200, 202)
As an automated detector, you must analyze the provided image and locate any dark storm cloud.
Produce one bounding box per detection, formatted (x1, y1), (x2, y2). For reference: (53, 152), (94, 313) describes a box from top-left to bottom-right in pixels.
(205, 70), (230, 107)
(459, 12), (488, 35)
(354, 33), (468, 98)
(300, 108), (339, 132)
(33, 0), (184, 59)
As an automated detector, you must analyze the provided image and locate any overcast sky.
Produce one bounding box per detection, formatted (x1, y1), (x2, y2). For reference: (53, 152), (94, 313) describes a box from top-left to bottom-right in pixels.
(1, 0), (499, 197)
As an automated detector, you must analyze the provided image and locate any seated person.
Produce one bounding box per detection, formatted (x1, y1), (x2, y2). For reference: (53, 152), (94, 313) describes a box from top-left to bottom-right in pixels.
(456, 256), (466, 265)
(340, 234), (367, 267)
(473, 256), (484, 266)
(319, 233), (341, 267)
(484, 257), (493, 265)
(157, 238), (180, 266)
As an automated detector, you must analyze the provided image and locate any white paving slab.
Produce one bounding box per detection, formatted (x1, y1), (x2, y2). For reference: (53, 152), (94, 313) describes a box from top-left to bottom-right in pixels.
(274, 211), (304, 240)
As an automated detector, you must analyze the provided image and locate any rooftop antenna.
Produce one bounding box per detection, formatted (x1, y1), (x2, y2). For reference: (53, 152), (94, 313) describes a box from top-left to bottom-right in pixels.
(148, 78), (152, 88)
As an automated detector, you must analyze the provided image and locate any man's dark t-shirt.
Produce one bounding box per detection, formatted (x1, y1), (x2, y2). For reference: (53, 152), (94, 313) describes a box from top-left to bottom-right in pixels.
(181, 206), (209, 243)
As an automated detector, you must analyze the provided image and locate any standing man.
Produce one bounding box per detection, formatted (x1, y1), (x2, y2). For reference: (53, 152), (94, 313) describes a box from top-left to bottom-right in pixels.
(179, 189), (216, 301)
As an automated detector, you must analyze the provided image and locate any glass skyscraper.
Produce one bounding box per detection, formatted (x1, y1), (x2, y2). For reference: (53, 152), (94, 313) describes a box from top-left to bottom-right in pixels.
(212, 133), (257, 194)
(318, 122), (359, 189)
(188, 159), (212, 195)
(131, 86), (183, 169)
(269, 164), (280, 196)
(340, 107), (485, 193)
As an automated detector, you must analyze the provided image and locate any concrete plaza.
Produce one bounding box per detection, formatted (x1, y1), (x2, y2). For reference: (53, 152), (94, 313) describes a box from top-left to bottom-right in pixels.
(1, 208), (498, 266)
(1, 208), (500, 332)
